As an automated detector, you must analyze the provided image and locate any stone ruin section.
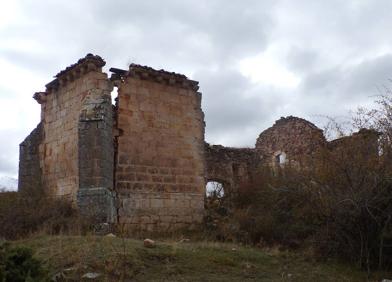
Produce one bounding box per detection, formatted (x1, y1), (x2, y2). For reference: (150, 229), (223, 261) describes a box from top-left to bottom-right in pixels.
(19, 54), (380, 231)
(112, 64), (206, 232)
(256, 116), (327, 167)
(19, 54), (206, 230)
(18, 122), (43, 193)
(328, 128), (381, 157)
(19, 54), (116, 223)
(205, 143), (258, 193)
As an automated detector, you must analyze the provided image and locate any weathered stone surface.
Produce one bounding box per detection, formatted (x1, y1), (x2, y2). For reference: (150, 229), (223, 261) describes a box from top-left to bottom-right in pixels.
(256, 116), (327, 167)
(328, 128), (380, 155)
(78, 79), (115, 223)
(77, 188), (116, 223)
(18, 122), (44, 194)
(143, 238), (155, 248)
(114, 65), (205, 232)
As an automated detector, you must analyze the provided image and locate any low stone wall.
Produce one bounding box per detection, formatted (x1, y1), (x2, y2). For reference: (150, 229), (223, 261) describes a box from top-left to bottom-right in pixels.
(205, 143), (258, 193)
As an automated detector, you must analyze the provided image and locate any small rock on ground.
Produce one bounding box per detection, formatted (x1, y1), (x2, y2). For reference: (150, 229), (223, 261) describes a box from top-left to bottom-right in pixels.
(144, 238), (155, 248)
(82, 272), (101, 279)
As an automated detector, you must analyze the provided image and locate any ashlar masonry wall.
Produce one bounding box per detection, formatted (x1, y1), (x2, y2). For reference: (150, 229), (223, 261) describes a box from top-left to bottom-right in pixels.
(37, 76), (86, 197)
(31, 55), (113, 205)
(114, 65), (205, 231)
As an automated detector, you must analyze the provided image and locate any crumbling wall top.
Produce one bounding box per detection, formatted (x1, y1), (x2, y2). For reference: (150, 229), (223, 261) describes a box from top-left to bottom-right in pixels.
(44, 54), (106, 92)
(272, 116), (322, 132)
(328, 128), (381, 149)
(205, 143), (256, 160)
(110, 64), (199, 91)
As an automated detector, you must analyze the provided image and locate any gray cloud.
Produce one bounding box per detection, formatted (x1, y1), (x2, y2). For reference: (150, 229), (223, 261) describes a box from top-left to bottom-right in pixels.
(299, 54), (392, 112)
(0, 129), (26, 177)
(1, 0), (392, 176)
(195, 67), (296, 146)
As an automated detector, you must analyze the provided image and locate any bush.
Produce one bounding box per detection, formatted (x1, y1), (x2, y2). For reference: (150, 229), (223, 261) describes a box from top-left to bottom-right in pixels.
(0, 242), (48, 281)
(0, 190), (83, 240)
(204, 136), (392, 272)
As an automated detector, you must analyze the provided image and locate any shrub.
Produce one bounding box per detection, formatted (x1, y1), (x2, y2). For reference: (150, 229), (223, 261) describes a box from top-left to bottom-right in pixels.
(0, 242), (48, 281)
(204, 135), (392, 272)
(0, 190), (83, 240)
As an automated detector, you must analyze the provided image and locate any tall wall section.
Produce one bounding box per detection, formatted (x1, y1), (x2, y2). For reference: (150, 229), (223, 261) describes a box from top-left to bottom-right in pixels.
(29, 54), (113, 205)
(114, 64), (205, 231)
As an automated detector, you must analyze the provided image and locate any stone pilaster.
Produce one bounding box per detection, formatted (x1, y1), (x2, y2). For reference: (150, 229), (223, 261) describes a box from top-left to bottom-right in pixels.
(77, 83), (116, 223)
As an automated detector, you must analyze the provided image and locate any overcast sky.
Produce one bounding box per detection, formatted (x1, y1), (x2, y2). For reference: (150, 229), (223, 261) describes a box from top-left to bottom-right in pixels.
(1, 0), (392, 178)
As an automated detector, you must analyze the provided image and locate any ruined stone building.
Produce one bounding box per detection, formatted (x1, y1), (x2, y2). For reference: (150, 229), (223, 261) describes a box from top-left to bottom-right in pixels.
(18, 54), (380, 231)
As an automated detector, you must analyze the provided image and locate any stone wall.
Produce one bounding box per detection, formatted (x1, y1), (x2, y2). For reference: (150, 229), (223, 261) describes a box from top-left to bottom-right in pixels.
(35, 54), (108, 199)
(77, 73), (115, 223)
(205, 143), (257, 193)
(328, 128), (381, 158)
(18, 122), (44, 194)
(114, 64), (206, 231)
(256, 116), (327, 167)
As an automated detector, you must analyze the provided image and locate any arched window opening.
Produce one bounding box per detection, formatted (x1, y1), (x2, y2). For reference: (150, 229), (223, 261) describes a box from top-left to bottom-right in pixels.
(206, 181), (225, 198)
(274, 151), (287, 166)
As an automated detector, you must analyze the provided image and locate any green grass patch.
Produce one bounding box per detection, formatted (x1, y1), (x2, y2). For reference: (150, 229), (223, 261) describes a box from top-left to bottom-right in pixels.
(10, 235), (392, 281)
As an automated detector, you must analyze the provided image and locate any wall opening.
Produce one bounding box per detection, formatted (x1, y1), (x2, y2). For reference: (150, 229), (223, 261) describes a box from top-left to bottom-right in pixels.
(111, 86), (118, 106)
(274, 151), (287, 165)
(206, 181), (225, 198)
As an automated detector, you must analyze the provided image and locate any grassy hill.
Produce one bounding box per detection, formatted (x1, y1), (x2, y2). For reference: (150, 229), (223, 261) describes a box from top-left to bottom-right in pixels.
(9, 235), (391, 281)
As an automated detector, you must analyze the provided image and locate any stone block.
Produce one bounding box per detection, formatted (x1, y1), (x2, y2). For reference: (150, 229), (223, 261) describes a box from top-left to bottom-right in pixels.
(77, 187), (116, 223)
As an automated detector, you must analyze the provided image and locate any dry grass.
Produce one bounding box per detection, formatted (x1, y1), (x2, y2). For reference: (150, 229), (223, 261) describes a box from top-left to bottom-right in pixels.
(11, 235), (392, 281)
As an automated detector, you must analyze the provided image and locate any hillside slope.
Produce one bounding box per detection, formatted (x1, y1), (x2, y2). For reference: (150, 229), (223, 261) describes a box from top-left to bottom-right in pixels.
(13, 235), (392, 281)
